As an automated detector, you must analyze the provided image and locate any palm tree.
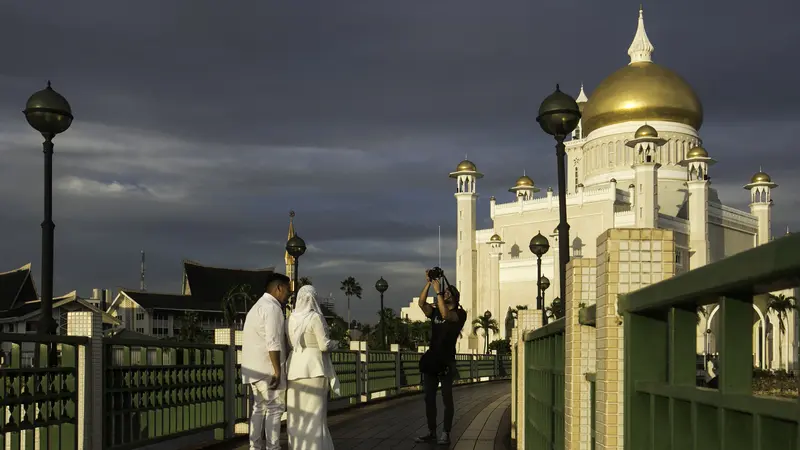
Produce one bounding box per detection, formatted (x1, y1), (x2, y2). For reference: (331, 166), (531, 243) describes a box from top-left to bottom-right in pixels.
(472, 315), (500, 354)
(766, 293), (797, 369)
(339, 277), (363, 331)
(176, 311), (209, 343)
(298, 276), (313, 288)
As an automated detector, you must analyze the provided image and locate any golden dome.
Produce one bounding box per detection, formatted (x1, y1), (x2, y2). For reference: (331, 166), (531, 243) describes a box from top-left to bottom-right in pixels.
(456, 160), (477, 172)
(581, 62), (703, 136)
(751, 171), (771, 183)
(514, 175), (535, 187)
(686, 146), (708, 159)
(490, 234), (502, 242)
(634, 124), (658, 138)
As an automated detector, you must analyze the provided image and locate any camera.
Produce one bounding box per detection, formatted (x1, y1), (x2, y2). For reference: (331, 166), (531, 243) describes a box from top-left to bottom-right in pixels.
(427, 266), (444, 280)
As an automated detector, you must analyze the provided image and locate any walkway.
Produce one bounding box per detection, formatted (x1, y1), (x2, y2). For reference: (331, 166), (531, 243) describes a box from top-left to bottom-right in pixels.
(225, 381), (511, 450)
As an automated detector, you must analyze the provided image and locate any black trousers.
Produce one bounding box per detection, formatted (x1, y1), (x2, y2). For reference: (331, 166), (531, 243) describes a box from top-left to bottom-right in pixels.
(422, 368), (455, 433)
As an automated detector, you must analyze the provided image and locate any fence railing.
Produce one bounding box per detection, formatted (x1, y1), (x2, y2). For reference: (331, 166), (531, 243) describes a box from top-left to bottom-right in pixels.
(524, 318), (565, 450)
(102, 338), (229, 450)
(619, 232), (800, 449)
(0, 333), (88, 450)
(2, 326), (511, 450)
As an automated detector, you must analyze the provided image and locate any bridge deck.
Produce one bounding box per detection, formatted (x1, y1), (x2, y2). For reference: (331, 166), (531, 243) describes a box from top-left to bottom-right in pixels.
(225, 381), (511, 450)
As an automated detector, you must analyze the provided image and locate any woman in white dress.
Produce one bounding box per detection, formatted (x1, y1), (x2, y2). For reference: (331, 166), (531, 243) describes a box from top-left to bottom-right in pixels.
(286, 285), (339, 449)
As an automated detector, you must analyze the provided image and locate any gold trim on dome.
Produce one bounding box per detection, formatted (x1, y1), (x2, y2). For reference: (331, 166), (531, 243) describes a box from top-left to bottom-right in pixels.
(581, 62), (704, 136)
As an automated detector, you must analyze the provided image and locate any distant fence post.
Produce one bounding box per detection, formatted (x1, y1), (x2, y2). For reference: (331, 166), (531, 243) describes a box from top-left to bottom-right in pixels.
(391, 344), (402, 392)
(67, 310), (103, 450)
(214, 328), (237, 440)
(351, 340), (368, 402)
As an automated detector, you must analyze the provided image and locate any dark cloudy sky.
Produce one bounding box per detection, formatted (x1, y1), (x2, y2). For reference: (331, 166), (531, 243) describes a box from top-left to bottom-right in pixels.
(0, 1), (797, 323)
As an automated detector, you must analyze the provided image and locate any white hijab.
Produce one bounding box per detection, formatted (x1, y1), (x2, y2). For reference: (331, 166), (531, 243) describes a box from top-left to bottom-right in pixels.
(288, 285), (327, 349)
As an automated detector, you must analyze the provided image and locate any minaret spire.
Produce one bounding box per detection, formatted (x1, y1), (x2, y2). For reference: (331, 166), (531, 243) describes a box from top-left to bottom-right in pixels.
(628, 5), (654, 64)
(576, 83), (588, 103)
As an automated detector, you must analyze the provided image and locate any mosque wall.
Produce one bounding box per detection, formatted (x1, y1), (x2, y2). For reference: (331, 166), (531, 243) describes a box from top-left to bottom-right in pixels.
(708, 223), (755, 263)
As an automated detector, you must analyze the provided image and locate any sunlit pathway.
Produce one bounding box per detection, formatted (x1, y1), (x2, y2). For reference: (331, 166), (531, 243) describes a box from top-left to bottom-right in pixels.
(225, 381), (511, 450)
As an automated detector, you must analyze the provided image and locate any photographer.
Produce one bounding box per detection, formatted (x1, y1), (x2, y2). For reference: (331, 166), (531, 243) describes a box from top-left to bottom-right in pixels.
(414, 268), (467, 445)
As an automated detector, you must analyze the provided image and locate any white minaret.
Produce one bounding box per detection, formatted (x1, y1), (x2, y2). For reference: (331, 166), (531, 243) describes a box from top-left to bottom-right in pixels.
(487, 233), (504, 327)
(744, 169), (777, 246)
(573, 84), (589, 140)
(626, 124), (667, 228)
(450, 159), (482, 351)
(680, 146), (715, 268)
(508, 172), (539, 203)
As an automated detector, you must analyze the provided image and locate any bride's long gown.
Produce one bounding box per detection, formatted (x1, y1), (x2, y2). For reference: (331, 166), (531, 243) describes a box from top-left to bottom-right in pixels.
(286, 330), (335, 449)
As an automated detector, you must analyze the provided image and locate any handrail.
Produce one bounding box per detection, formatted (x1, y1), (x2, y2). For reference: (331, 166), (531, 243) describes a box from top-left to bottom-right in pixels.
(105, 337), (228, 350)
(523, 317), (565, 341)
(0, 332), (89, 345)
(618, 233), (800, 314)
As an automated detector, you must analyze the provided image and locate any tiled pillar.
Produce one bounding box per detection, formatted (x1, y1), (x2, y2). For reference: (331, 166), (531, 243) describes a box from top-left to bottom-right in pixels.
(68, 311), (103, 450)
(595, 229), (675, 450)
(565, 258), (597, 450)
(214, 328), (240, 438)
(513, 309), (542, 449)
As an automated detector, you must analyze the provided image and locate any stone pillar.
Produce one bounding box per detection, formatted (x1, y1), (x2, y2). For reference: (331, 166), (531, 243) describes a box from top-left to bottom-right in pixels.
(513, 309), (542, 448)
(594, 228), (675, 450)
(215, 328), (241, 438)
(564, 258), (597, 450)
(68, 310), (103, 450)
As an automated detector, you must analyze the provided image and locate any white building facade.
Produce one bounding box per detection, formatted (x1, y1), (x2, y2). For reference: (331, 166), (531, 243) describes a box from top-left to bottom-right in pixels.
(407, 8), (797, 368)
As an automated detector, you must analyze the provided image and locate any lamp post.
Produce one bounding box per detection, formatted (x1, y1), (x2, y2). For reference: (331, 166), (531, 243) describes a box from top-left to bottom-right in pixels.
(529, 232), (550, 323)
(285, 235), (307, 310)
(539, 275), (550, 305)
(375, 277), (389, 350)
(536, 85), (581, 313)
(483, 310), (492, 353)
(24, 81), (73, 335)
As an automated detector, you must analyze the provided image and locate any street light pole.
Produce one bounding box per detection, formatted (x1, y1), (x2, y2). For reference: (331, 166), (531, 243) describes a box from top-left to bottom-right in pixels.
(536, 85), (581, 312)
(529, 232), (550, 324)
(285, 234), (307, 311)
(24, 81), (73, 336)
(375, 277), (389, 350)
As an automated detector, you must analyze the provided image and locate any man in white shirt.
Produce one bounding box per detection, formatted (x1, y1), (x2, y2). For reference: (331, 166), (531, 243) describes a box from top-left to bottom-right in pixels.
(242, 273), (292, 450)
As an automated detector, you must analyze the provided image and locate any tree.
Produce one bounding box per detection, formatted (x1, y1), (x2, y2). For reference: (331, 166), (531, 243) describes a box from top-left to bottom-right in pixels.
(221, 283), (255, 328)
(339, 277), (363, 330)
(472, 315), (500, 354)
(767, 293), (797, 369)
(298, 276), (313, 288)
(511, 305), (529, 319)
(545, 298), (565, 321)
(488, 338), (511, 354)
(176, 311), (210, 343)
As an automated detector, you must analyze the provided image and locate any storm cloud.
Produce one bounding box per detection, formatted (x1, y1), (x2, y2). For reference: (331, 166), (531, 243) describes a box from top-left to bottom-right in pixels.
(0, 0), (797, 322)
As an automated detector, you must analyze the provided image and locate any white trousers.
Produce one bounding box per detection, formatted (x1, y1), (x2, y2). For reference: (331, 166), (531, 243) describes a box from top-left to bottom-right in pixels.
(250, 380), (286, 450)
(286, 377), (334, 450)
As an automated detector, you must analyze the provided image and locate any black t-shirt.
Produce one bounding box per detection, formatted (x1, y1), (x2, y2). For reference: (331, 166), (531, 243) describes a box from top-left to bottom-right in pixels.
(427, 307), (468, 360)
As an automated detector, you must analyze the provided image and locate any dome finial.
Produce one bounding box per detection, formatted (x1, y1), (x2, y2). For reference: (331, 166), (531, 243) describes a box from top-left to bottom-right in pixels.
(628, 5), (654, 64)
(576, 83), (588, 103)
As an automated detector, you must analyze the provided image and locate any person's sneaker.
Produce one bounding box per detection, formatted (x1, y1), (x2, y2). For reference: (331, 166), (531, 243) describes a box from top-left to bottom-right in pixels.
(437, 432), (451, 445)
(414, 431), (436, 443)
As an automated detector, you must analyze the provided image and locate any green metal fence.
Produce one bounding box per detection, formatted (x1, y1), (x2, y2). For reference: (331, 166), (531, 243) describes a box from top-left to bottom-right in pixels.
(103, 338), (227, 450)
(620, 232), (800, 450)
(524, 318), (565, 450)
(0, 333), (86, 450)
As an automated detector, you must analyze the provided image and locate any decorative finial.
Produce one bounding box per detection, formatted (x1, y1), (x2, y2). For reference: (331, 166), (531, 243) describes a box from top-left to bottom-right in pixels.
(289, 210), (295, 218)
(523, 169), (526, 176)
(628, 6), (654, 64)
(759, 165), (763, 172)
(46, 80), (52, 89)
(576, 83), (589, 103)
(556, 83), (561, 91)
(465, 153), (468, 160)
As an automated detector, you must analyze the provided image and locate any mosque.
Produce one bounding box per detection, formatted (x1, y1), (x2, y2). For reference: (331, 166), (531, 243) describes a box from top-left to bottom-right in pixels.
(401, 8), (796, 370)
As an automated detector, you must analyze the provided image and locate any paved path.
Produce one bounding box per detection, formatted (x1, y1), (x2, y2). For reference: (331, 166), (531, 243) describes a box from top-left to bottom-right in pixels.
(229, 381), (511, 449)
